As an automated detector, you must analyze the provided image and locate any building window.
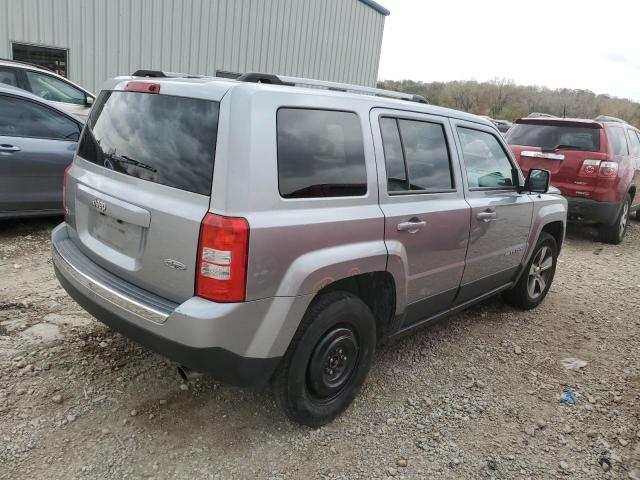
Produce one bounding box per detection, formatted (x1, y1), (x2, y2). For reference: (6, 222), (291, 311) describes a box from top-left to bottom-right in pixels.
(12, 43), (68, 77)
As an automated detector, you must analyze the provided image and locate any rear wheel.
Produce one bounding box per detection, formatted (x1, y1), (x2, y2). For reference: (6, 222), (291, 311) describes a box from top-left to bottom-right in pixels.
(503, 232), (558, 310)
(272, 292), (376, 427)
(600, 194), (631, 244)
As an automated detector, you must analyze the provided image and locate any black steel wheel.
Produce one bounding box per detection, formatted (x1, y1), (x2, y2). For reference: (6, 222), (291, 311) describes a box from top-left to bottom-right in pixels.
(272, 292), (376, 427)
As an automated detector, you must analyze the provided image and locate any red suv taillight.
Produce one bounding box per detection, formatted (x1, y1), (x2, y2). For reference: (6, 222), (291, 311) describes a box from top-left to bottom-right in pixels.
(62, 164), (72, 222)
(598, 161), (618, 179)
(196, 213), (249, 303)
(579, 159), (618, 179)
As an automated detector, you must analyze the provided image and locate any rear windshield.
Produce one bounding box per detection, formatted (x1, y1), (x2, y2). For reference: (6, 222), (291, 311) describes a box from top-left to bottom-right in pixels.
(77, 91), (219, 195)
(507, 123), (600, 152)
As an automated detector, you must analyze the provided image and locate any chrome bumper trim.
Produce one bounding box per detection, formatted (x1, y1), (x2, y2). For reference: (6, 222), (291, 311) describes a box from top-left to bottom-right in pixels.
(52, 245), (171, 324)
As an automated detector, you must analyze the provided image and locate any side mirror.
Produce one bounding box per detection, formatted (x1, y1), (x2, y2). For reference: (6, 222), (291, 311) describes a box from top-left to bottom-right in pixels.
(85, 95), (94, 107)
(524, 168), (550, 194)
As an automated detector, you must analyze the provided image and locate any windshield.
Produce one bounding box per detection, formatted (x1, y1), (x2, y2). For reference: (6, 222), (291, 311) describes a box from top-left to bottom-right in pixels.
(507, 123), (601, 152)
(77, 91), (219, 195)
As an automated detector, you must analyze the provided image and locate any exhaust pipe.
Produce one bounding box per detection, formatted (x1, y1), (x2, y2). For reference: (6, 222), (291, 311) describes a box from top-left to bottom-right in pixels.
(177, 365), (203, 382)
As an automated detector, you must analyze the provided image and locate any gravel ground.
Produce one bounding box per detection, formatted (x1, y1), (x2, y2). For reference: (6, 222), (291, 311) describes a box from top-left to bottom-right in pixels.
(0, 217), (639, 480)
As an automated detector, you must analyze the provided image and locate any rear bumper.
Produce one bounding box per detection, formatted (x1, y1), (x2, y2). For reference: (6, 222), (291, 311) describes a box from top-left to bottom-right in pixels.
(566, 197), (621, 225)
(51, 223), (285, 387)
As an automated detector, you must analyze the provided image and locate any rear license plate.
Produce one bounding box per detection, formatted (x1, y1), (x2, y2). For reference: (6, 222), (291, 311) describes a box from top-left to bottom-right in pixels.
(91, 213), (143, 254)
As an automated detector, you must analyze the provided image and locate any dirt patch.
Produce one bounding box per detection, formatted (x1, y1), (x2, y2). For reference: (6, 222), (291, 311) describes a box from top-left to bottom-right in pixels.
(0, 217), (639, 479)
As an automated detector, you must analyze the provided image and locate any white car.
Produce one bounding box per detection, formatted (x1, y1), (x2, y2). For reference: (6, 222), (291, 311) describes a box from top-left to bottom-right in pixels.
(0, 59), (94, 120)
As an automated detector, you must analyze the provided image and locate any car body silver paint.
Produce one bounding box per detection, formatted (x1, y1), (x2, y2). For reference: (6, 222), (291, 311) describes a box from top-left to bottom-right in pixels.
(55, 76), (567, 362)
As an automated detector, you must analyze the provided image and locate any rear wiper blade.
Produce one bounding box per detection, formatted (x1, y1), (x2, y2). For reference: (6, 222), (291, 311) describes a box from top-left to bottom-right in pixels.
(542, 144), (584, 151)
(108, 154), (158, 173)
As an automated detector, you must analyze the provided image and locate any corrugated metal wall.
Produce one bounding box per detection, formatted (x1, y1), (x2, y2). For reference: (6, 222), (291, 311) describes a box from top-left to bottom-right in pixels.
(0, 0), (385, 93)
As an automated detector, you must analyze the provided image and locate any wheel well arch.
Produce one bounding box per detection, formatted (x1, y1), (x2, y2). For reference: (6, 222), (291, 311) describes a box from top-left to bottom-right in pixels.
(628, 185), (636, 203)
(541, 221), (565, 252)
(312, 272), (396, 344)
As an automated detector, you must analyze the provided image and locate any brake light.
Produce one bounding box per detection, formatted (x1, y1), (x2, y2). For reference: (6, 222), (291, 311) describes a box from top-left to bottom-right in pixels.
(125, 81), (160, 94)
(579, 159), (601, 177)
(62, 164), (72, 222)
(598, 161), (618, 178)
(196, 213), (249, 303)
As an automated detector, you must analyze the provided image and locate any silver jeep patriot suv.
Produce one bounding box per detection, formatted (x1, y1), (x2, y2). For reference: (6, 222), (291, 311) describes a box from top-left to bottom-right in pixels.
(52, 73), (567, 426)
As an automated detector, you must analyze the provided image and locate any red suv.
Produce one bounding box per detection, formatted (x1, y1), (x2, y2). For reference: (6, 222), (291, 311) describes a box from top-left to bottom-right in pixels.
(506, 116), (640, 243)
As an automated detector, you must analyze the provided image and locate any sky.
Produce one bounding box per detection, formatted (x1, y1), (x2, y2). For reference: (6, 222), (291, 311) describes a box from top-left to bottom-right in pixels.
(377, 0), (640, 102)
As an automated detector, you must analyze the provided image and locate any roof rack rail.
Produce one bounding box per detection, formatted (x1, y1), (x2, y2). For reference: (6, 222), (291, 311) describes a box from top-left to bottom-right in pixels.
(237, 72), (428, 104)
(0, 58), (54, 72)
(131, 69), (208, 79)
(594, 115), (627, 124)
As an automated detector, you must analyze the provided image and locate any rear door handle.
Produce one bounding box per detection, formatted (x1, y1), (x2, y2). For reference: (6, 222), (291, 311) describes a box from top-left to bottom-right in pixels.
(0, 144), (21, 153)
(476, 210), (497, 222)
(397, 219), (426, 233)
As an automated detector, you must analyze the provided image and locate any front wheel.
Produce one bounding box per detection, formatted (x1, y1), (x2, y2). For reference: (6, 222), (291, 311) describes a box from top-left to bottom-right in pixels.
(600, 194), (631, 244)
(503, 232), (558, 310)
(271, 292), (376, 427)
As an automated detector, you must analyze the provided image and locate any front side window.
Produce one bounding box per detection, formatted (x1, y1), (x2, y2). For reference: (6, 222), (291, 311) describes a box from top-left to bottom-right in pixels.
(380, 117), (454, 192)
(0, 94), (81, 140)
(458, 127), (515, 189)
(25, 71), (86, 105)
(277, 109), (367, 198)
(0, 67), (19, 88)
(609, 127), (629, 156)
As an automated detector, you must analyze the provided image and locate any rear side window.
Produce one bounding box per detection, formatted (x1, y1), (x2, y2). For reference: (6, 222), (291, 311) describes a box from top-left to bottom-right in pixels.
(458, 127), (515, 189)
(277, 109), (367, 198)
(0, 67), (19, 87)
(507, 123), (600, 152)
(77, 91), (219, 195)
(0, 94), (81, 140)
(379, 117), (454, 192)
(608, 127), (629, 156)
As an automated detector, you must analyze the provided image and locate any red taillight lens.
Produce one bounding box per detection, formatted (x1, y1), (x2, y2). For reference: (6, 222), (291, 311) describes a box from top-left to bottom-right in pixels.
(125, 81), (161, 94)
(196, 213), (249, 303)
(598, 161), (618, 179)
(62, 164), (72, 221)
(579, 159), (601, 177)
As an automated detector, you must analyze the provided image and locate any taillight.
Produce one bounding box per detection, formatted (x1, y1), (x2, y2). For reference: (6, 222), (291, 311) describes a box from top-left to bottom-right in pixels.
(196, 213), (249, 303)
(579, 159), (601, 177)
(579, 159), (618, 179)
(598, 161), (618, 179)
(63, 164), (72, 222)
(125, 81), (161, 94)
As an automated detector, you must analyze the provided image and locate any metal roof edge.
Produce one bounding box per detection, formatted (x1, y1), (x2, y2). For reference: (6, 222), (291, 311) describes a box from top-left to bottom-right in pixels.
(358, 0), (390, 16)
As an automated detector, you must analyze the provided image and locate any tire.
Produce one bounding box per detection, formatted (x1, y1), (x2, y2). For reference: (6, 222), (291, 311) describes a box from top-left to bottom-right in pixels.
(600, 194), (631, 244)
(503, 232), (558, 310)
(271, 291), (376, 427)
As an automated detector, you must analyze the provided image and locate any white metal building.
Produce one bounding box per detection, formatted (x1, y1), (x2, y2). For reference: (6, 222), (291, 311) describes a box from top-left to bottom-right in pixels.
(0, 0), (388, 93)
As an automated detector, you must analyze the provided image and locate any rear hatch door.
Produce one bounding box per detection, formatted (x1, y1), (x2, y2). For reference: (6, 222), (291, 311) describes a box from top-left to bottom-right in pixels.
(506, 119), (606, 195)
(65, 83), (222, 303)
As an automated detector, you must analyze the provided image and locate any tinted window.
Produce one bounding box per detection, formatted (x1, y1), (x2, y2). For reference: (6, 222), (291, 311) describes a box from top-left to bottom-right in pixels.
(26, 71), (86, 105)
(507, 123), (600, 152)
(0, 94), (81, 140)
(77, 91), (219, 195)
(628, 130), (640, 157)
(277, 109), (366, 198)
(379, 117), (407, 191)
(458, 127), (514, 189)
(398, 119), (453, 191)
(0, 67), (19, 87)
(609, 127), (629, 156)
